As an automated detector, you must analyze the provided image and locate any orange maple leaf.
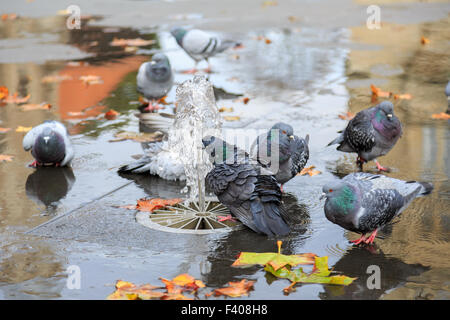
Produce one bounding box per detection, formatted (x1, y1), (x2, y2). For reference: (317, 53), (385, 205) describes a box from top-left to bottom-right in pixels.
(298, 165), (321, 176)
(338, 111), (355, 120)
(370, 84), (391, 98)
(211, 279), (255, 298)
(431, 112), (450, 120)
(104, 109), (119, 120)
(0, 154), (14, 162)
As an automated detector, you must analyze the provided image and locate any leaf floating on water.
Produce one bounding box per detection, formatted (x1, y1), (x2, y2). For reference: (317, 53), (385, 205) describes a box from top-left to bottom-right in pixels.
(15, 125), (32, 133)
(393, 93), (412, 100)
(223, 116), (241, 121)
(0, 154), (14, 162)
(107, 280), (165, 300)
(110, 38), (155, 47)
(210, 279), (255, 298)
(218, 107), (234, 113)
(160, 273), (205, 294)
(79, 75), (103, 86)
(104, 109), (119, 120)
(261, 0), (278, 7)
(4, 93), (31, 104)
(109, 131), (164, 143)
(20, 103), (51, 111)
(41, 74), (72, 83)
(0, 86), (9, 100)
(338, 111), (355, 120)
(298, 165), (321, 176)
(370, 84), (391, 99)
(431, 112), (450, 120)
(0, 127), (11, 133)
(119, 198), (183, 212)
(232, 241), (316, 270)
(264, 256), (356, 289)
(420, 36), (430, 45)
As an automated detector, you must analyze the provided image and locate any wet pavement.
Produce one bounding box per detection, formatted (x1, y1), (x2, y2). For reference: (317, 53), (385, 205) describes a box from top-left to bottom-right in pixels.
(0, 0), (449, 299)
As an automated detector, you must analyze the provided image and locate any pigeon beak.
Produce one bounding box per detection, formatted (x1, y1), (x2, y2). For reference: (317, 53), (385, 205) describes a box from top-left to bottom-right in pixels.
(387, 114), (393, 118)
(289, 135), (294, 140)
(319, 193), (326, 200)
(43, 136), (50, 144)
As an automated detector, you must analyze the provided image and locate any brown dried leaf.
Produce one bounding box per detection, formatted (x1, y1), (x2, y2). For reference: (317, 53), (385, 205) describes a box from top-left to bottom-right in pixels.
(393, 93), (412, 100)
(79, 75), (103, 86)
(0, 127), (11, 133)
(41, 74), (72, 83)
(431, 112), (450, 120)
(20, 103), (51, 111)
(0, 154), (14, 162)
(211, 279), (255, 298)
(109, 131), (164, 143)
(218, 107), (234, 113)
(223, 116), (241, 121)
(110, 38), (155, 47)
(338, 111), (355, 120)
(298, 165), (321, 176)
(421, 36), (430, 45)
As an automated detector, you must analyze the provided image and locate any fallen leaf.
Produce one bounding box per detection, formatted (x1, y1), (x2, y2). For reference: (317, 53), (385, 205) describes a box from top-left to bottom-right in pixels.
(107, 280), (165, 300)
(104, 109), (119, 120)
(264, 256), (356, 287)
(0, 154), (14, 162)
(41, 74), (72, 83)
(232, 241), (316, 270)
(338, 111), (355, 120)
(110, 38), (155, 47)
(4, 93), (31, 104)
(223, 116), (241, 121)
(243, 97), (250, 104)
(262, 0), (278, 7)
(160, 274), (205, 294)
(109, 131), (164, 143)
(0, 127), (11, 133)
(298, 165), (321, 176)
(370, 84), (391, 98)
(431, 112), (450, 120)
(120, 198), (183, 212)
(393, 93), (412, 100)
(1, 13), (18, 21)
(288, 16), (297, 22)
(421, 36), (430, 45)
(211, 279), (255, 298)
(265, 38), (272, 44)
(79, 75), (103, 86)
(15, 126), (32, 132)
(20, 103), (51, 111)
(0, 86), (9, 100)
(219, 107), (234, 113)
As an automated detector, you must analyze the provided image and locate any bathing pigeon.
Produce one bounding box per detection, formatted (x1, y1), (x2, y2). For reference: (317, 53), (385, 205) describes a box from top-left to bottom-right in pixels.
(321, 172), (433, 245)
(445, 81), (450, 114)
(327, 101), (402, 172)
(23, 120), (74, 167)
(203, 135), (290, 237)
(170, 26), (240, 73)
(251, 122), (309, 190)
(137, 53), (174, 112)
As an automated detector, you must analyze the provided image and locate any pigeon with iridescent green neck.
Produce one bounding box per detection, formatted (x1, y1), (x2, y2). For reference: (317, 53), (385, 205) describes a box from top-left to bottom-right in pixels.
(171, 26), (240, 74)
(321, 172), (433, 245)
(327, 101), (402, 172)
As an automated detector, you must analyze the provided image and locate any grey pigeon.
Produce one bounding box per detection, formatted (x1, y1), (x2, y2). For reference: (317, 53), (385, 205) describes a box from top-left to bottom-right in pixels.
(251, 122), (309, 190)
(445, 81), (450, 114)
(203, 136), (290, 236)
(171, 27), (240, 73)
(137, 53), (173, 112)
(321, 172), (433, 245)
(327, 101), (402, 172)
(23, 120), (74, 167)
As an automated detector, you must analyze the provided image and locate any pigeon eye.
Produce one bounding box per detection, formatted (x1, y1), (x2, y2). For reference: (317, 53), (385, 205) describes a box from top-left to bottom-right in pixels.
(329, 189), (333, 192)
(282, 130), (286, 134)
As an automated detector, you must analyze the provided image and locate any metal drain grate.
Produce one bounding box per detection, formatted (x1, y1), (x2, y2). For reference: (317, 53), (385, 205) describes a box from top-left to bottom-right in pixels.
(136, 198), (243, 234)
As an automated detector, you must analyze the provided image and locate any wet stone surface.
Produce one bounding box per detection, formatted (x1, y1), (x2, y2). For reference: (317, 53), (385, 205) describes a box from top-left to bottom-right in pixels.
(0, 0), (449, 300)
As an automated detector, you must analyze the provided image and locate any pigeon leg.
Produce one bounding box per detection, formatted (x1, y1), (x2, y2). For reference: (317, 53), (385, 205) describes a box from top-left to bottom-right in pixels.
(364, 229), (378, 245)
(217, 215), (236, 222)
(203, 59), (213, 73)
(350, 234), (367, 245)
(29, 160), (41, 168)
(356, 156), (366, 171)
(181, 61), (199, 74)
(143, 100), (164, 112)
(374, 159), (390, 172)
(280, 184), (284, 192)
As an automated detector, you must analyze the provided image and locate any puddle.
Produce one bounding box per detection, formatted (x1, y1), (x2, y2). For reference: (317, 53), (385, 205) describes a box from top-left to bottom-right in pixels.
(0, 0), (449, 300)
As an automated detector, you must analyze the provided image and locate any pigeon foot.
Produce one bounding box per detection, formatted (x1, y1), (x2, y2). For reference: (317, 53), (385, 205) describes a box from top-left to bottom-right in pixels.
(350, 234), (367, 245)
(375, 160), (390, 172)
(217, 215), (236, 222)
(364, 229), (378, 245)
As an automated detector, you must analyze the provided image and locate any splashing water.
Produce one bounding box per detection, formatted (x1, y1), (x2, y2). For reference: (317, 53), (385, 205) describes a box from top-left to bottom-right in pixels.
(168, 75), (222, 210)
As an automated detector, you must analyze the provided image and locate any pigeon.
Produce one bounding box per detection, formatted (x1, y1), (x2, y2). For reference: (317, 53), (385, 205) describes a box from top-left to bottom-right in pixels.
(137, 53), (174, 112)
(327, 101), (402, 172)
(321, 172), (433, 245)
(23, 120), (74, 167)
(251, 122), (309, 191)
(445, 81), (450, 114)
(203, 135), (290, 236)
(171, 26), (240, 73)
